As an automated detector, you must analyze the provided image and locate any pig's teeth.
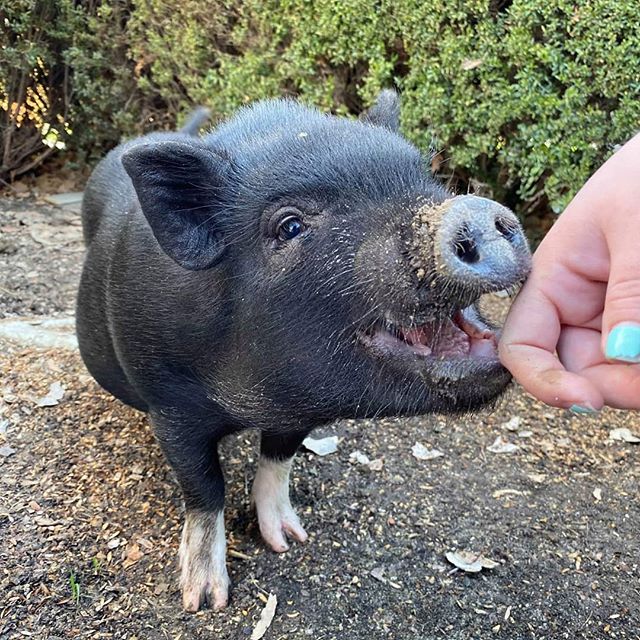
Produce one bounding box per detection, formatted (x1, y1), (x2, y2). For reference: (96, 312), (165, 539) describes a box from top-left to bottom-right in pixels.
(457, 306), (494, 339)
(251, 457), (308, 553)
(179, 510), (230, 612)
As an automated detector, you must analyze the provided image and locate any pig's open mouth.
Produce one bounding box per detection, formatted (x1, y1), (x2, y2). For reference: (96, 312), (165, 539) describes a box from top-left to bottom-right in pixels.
(358, 306), (499, 363)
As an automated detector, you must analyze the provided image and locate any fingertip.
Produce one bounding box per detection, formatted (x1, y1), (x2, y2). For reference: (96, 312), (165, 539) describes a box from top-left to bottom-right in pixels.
(501, 343), (604, 409)
(604, 322), (640, 363)
(526, 369), (604, 411)
(569, 403), (600, 415)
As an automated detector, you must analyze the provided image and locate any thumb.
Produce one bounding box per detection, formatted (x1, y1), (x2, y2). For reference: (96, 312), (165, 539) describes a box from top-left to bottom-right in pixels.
(602, 216), (640, 363)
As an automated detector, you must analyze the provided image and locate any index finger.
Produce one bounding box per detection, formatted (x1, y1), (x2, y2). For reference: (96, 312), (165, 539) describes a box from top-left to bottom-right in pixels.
(498, 275), (604, 409)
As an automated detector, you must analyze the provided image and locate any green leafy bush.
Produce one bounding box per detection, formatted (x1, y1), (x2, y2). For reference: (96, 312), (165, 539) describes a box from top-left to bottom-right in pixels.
(0, 0), (139, 181)
(0, 0), (74, 179)
(4, 0), (640, 231)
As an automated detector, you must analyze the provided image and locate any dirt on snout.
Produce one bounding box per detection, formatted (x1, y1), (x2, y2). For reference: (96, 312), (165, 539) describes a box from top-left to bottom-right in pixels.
(1, 195), (640, 640)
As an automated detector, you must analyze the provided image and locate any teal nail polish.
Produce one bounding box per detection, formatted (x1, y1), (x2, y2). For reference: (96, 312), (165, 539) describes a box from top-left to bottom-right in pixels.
(569, 404), (598, 415)
(606, 323), (640, 363)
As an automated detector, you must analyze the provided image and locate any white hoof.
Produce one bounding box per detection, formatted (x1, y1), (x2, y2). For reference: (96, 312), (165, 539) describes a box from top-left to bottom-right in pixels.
(179, 510), (230, 612)
(251, 457), (308, 553)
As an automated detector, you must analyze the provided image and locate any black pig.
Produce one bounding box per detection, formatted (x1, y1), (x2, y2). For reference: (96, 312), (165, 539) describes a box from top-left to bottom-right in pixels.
(76, 91), (531, 612)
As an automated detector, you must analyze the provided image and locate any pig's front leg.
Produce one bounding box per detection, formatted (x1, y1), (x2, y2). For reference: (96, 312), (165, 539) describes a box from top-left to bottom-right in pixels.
(251, 432), (309, 553)
(153, 413), (230, 612)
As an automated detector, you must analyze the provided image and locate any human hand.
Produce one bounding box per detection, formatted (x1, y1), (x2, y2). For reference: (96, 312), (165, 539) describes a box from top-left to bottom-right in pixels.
(499, 133), (640, 411)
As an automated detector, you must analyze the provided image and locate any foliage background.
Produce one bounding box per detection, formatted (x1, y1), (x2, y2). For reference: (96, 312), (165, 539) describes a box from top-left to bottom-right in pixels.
(2, 0), (639, 233)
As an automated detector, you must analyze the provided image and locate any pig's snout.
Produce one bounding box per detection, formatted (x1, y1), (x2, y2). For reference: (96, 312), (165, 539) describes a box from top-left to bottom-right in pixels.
(435, 195), (531, 291)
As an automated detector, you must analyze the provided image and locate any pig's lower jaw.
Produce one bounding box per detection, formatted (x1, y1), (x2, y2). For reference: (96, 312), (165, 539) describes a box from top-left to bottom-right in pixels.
(359, 305), (498, 364)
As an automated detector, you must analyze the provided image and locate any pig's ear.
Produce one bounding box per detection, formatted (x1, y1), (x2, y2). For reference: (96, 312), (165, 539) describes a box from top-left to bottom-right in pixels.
(122, 141), (230, 271)
(360, 90), (400, 132)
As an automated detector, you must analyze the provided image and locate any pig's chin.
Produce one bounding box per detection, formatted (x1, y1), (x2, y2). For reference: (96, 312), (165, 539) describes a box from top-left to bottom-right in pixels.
(358, 304), (501, 374)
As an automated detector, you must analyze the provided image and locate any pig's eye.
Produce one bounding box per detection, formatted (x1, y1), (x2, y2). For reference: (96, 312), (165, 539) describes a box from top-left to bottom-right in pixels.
(277, 214), (306, 241)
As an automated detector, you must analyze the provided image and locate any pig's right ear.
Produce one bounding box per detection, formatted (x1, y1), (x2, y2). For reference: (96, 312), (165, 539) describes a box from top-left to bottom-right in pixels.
(360, 90), (400, 132)
(121, 141), (230, 271)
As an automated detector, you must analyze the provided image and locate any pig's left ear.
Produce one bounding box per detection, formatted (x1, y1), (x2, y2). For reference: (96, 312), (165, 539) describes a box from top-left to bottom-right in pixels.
(360, 89), (400, 132)
(122, 141), (231, 271)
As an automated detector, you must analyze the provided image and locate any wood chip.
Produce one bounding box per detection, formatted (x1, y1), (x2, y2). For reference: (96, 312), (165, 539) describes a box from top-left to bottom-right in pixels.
(123, 542), (143, 568)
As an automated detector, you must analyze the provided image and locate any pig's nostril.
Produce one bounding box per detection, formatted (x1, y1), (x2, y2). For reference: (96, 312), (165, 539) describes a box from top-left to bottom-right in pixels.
(453, 229), (480, 264)
(495, 216), (519, 242)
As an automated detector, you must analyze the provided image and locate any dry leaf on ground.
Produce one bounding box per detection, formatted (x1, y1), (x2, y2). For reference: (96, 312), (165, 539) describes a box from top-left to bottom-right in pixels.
(35, 381), (65, 407)
(0, 445), (16, 457)
(493, 489), (528, 499)
(502, 417), (521, 432)
(370, 567), (386, 583)
(302, 436), (338, 456)
(349, 451), (370, 465)
(251, 593), (277, 640)
(487, 436), (519, 454)
(411, 442), (444, 461)
(609, 428), (640, 443)
(350, 450), (383, 471)
(446, 550), (499, 573)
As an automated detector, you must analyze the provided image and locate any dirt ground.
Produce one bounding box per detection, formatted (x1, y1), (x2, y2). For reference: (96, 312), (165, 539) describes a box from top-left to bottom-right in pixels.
(0, 194), (639, 640)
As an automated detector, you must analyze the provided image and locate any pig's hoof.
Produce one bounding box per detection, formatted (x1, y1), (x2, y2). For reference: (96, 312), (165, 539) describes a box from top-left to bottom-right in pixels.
(181, 574), (230, 613)
(179, 509), (230, 612)
(258, 504), (308, 553)
(251, 457), (308, 552)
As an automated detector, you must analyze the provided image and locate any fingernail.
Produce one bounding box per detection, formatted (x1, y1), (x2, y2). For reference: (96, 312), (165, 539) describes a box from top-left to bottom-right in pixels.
(606, 323), (640, 363)
(569, 404), (599, 415)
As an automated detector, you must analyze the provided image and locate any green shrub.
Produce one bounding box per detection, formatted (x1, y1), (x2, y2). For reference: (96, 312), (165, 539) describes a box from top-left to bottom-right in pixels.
(4, 0), (640, 232)
(0, 0), (139, 180)
(128, 0), (640, 230)
(0, 0), (74, 179)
